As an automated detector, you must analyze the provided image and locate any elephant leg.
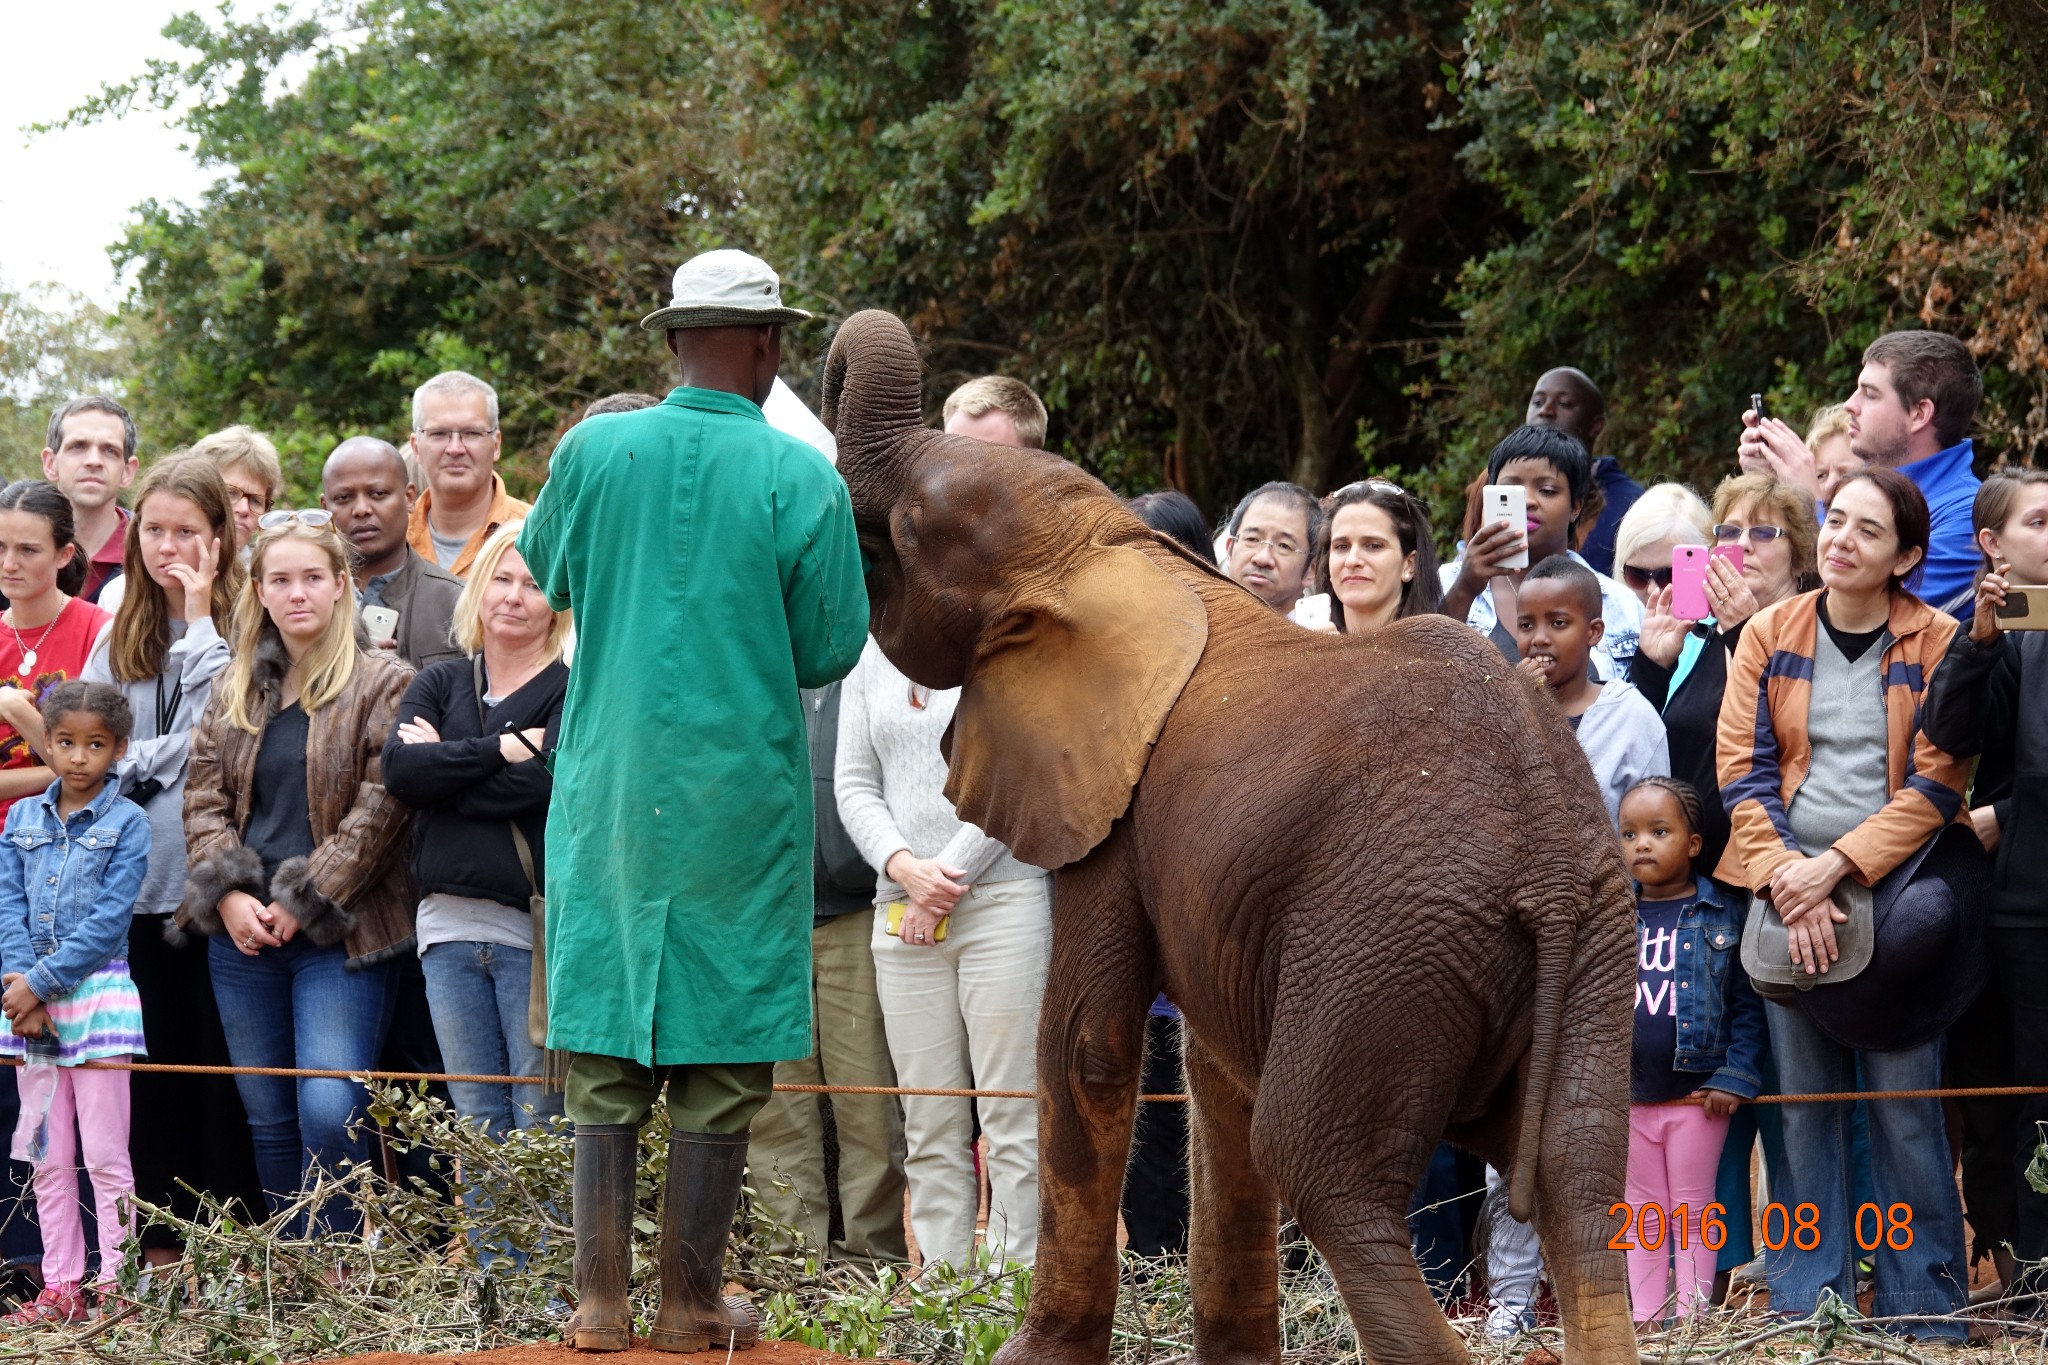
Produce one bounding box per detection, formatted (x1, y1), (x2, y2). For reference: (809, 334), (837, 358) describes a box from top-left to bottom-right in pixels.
(1184, 1033), (1279, 1365)
(1253, 1013), (1469, 1365)
(990, 828), (1154, 1365)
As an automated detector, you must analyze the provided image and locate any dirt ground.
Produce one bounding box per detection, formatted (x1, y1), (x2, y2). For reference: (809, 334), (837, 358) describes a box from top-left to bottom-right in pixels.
(329, 1343), (899, 1365)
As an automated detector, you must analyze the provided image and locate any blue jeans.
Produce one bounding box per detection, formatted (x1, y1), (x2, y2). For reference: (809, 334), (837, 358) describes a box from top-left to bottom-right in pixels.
(208, 935), (396, 1237)
(1765, 1002), (1966, 1338)
(419, 942), (563, 1138)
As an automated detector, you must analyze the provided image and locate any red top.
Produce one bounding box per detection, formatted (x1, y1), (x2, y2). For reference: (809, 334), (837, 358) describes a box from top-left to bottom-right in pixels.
(80, 507), (131, 605)
(0, 597), (114, 819)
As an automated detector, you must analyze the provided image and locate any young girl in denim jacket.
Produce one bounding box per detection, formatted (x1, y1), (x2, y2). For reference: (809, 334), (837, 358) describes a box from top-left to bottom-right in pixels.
(0, 681), (149, 1323)
(1619, 776), (1766, 1324)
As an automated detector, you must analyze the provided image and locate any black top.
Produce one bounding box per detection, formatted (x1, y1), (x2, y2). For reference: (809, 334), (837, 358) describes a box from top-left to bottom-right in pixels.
(1628, 622), (1737, 876)
(381, 657), (566, 909)
(1818, 593), (1885, 663)
(246, 702), (315, 882)
(1923, 626), (2046, 926)
(805, 681), (877, 922)
(1632, 893), (1700, 1103)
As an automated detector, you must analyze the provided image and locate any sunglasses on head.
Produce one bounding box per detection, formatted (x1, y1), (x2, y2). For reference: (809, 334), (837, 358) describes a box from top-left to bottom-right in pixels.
(1621, 563), (1674, 589)
(1712, 523), (1785, 544)
(256, 509), (335, 531)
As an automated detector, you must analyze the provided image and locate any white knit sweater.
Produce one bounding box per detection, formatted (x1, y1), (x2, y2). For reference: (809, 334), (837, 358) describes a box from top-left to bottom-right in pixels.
(834, 637), (1039, 902)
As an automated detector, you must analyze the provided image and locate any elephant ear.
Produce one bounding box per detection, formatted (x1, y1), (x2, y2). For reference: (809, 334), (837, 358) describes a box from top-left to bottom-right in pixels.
(943, 545), (1207, 869)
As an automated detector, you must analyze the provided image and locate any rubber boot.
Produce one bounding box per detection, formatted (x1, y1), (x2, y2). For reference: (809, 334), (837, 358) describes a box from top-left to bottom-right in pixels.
(571, 1124), (638, 1352)
(650, 1131), (759, 1353)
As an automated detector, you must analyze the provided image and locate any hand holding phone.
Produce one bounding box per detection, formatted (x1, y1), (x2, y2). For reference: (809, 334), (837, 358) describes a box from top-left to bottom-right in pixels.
(1671, 544), (1711, 620)
(1482, 485), (1530, 570)
(361, 605), (400, 645)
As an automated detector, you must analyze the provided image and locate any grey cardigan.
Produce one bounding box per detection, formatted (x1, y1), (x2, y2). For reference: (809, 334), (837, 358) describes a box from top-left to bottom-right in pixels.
(82, 615), (231, 917)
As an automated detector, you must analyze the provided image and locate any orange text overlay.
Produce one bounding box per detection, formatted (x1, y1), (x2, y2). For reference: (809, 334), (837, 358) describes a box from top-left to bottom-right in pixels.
(1608, 1201), (1916, 1253)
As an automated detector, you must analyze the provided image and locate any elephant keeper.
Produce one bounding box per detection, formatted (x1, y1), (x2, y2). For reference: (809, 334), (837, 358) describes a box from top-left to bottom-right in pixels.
(517, 248), (869, 1354)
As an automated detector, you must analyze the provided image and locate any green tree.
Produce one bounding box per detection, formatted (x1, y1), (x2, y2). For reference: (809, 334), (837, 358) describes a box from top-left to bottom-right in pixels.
(92, 0), (739, 500)
(0, 282), (130, 481)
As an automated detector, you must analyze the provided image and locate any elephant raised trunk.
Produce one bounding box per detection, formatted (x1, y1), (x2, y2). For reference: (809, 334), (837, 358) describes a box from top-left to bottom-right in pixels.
(819, 309), (936, 519)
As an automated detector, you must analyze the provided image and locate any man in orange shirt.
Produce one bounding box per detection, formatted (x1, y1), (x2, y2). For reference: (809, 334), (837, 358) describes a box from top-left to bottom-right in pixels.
(406, 371), (531, 577)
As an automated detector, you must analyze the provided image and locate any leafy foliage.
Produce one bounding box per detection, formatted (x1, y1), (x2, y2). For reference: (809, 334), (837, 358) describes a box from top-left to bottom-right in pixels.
(0, 283), (129, 482)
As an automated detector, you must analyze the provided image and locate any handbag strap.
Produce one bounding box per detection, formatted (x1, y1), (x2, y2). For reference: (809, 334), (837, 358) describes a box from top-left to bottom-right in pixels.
(474, 655), (540, 899)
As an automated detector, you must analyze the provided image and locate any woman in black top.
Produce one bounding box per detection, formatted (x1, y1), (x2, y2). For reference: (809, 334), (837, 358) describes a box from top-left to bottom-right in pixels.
(382, 521), (567, 1138)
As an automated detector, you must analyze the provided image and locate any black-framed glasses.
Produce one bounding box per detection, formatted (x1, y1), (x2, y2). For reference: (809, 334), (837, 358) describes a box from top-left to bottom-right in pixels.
(1621, 563), (1674, 590)
(257, 509), (334, 531)
(1713, 523), (1786, 544)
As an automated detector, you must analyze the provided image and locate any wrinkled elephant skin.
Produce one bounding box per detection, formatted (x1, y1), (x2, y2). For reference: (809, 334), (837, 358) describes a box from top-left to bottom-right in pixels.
(819, 310), (1640, 1365)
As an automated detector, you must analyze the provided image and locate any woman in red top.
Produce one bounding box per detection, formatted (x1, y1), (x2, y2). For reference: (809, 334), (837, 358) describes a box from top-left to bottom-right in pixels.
(0, 481), (115, 821)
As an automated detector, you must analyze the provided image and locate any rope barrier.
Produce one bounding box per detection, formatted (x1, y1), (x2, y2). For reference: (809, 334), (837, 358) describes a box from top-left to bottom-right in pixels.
(3, 1056), (2042, 1107)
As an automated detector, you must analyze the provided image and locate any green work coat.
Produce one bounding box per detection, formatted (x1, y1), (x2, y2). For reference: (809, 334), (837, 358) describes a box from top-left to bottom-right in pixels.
(519, 386), (868, 1066)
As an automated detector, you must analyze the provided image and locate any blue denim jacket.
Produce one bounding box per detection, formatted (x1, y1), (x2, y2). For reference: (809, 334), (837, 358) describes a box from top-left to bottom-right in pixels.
(0, 778), (150, 1004)
(1660, 876), (1768, 1099)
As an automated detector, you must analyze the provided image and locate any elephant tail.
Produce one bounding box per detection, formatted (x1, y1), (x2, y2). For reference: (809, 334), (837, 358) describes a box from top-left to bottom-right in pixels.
(819, 309), (930, 513)
(1508, 911), (1573, 1224)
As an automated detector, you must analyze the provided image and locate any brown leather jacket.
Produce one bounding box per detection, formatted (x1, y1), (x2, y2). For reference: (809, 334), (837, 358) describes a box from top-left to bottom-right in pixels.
(180, 634), (419, 967)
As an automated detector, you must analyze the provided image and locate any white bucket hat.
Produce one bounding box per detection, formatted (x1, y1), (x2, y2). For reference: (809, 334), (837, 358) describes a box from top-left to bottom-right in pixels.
(639, 249), (812, 332)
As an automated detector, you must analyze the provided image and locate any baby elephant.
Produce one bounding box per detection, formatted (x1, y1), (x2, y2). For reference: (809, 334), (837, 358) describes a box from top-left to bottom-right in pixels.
(821, 308), (1639, 1365)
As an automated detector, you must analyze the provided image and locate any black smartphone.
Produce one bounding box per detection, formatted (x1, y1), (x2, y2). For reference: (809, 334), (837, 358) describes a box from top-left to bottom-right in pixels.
(1750, 392), (1766, 421)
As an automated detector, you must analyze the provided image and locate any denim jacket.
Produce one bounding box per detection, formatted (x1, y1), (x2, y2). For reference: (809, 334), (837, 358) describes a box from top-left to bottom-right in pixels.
(0, 778), (150, 1004)
(1661, 876), (1768, 1099)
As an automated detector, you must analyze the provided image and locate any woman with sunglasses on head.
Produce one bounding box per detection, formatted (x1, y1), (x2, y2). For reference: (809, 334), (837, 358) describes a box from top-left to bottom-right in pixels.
(1315, 481), (1443, 633)
(180, 508), (416, 1239)
(78, 457), (266, 1271)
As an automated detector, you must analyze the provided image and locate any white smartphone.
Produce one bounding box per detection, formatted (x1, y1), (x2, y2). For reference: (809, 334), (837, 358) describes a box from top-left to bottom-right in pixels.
(361, 605), (400, 642)
(1482, 484), (1529, 570)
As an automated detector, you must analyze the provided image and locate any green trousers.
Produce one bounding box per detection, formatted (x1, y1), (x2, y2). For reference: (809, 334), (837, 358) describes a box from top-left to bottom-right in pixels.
(746, 909), (909, 1263)
(566, 1052), (777, 1134)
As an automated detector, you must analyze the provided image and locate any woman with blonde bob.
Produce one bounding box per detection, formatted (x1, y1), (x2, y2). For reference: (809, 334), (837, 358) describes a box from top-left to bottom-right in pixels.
(180, 511), (415, 1237)
(81, 456), (265, 1261)
(383, 521), (569, 1147)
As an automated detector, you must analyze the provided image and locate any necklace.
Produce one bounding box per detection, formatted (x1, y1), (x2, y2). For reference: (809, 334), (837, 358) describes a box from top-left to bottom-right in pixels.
(6, 599), (67, 673)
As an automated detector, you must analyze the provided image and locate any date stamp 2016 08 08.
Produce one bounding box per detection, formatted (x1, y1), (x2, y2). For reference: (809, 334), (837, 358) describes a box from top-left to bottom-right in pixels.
(1608, 1201), (1915, 1253)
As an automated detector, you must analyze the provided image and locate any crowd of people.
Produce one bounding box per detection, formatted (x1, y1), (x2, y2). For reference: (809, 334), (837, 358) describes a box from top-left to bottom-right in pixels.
(0, 240), (2032, 1352)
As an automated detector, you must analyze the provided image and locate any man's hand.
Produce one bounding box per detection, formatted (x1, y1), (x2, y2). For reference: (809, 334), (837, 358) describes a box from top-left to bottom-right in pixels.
(885, 851), (967, 918)
(1972, 564), (2011, 646)
(1699, 1088), (1741, 1120)
(1736, 413), (1820, 501)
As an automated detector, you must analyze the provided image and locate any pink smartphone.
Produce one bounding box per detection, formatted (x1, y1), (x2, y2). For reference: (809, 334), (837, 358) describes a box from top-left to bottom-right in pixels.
(1709, 543), (1745, 576)
(1671, 544), (1711, 619)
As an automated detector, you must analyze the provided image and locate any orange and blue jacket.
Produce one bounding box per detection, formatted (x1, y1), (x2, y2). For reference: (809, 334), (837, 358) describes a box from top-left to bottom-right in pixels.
(1714, 589), (1968, 892)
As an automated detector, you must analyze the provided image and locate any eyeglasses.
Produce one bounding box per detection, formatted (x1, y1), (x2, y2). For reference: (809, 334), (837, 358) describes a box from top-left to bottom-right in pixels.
(227, 488), (274, 514)
(1621, 563), (1675, 590)
(1233, 532), (1306, 560)
(257, 509), (335, 531)
(414, 427), (498, 448)
(1713, 523), (1786, 544)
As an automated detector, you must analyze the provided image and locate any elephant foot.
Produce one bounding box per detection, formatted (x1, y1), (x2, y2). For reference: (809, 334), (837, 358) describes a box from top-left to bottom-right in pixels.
(992, 1322), (1112, 1365)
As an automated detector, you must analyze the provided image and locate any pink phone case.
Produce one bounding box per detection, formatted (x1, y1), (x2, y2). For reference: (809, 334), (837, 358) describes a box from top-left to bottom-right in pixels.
(1709, 543), (1745, 575)
(1671, 545), (1711, 619)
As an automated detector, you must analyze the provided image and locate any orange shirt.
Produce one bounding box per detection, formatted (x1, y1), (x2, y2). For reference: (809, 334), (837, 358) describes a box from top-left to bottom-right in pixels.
(406, 472), (531, 578)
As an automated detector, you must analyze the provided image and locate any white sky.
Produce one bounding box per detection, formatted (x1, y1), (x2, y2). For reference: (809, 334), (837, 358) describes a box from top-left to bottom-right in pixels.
(0, 1), (224, 307)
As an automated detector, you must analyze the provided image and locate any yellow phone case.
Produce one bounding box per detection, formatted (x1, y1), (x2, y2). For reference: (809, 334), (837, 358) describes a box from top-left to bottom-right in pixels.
(884, 901), (949, 942)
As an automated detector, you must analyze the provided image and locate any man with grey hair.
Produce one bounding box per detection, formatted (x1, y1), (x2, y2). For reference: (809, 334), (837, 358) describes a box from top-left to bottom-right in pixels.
(406, 370), (530, 577)
(39, 395), (139, 602)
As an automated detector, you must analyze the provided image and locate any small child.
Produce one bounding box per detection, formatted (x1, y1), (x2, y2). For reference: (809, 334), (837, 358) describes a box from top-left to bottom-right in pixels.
(1514, 555), (1670, 820)
(0, 681), (150, 1324)
(1619, 777), (1766, 1324)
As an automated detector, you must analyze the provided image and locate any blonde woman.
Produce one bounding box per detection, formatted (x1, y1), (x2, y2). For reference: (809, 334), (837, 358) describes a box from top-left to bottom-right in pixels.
(180, 510), (415, 1237)
(81, 456), (264, 1265)
(382, 522), (568, 1139)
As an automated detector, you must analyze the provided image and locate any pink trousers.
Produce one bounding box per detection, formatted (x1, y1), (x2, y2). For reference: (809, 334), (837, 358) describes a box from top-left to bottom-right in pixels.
(1625, 1101), (1728, 1323)
(32, 1067), (134, 1290)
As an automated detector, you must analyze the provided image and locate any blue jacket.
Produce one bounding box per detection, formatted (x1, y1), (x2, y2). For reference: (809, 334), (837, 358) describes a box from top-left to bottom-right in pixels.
(1651, 876), (1768, 1099)
(1897, 438), (1983, 609)
(1580, 456), (1645, 577)
(0, 779), (150, 1004)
